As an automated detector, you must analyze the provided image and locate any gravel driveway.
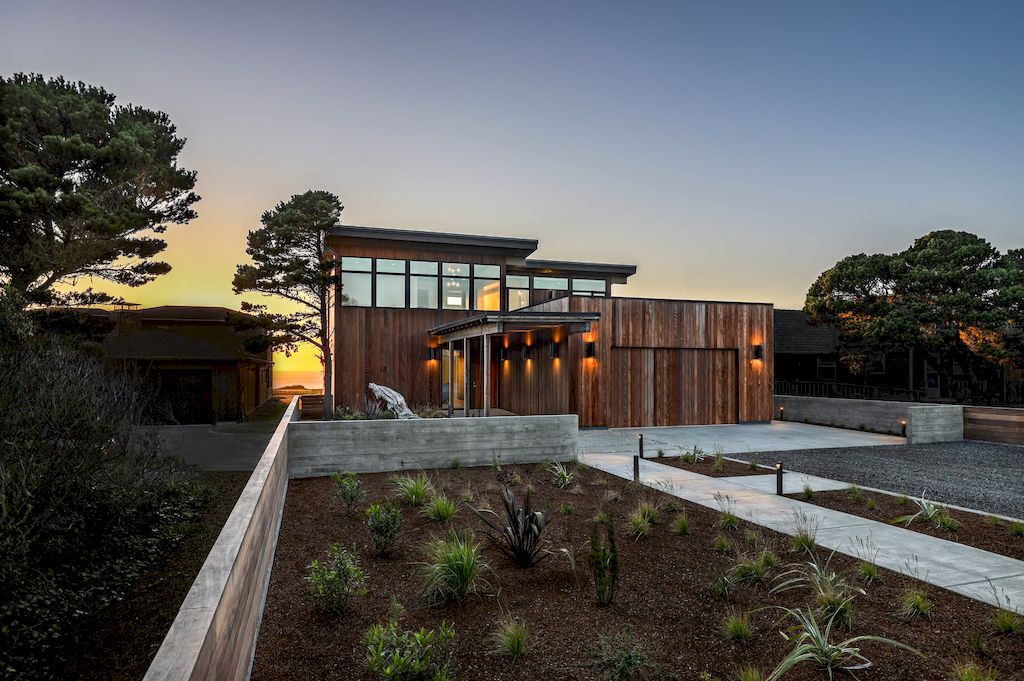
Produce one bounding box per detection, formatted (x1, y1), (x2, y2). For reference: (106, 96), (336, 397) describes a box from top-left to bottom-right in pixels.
(744, 441), (1024, 518)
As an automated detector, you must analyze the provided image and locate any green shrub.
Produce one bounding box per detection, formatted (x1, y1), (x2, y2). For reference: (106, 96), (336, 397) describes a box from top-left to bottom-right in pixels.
(421, 532), (490, 604)
(492, 615), (528, 660)
(846, 485), (864, 503)
(712, 452), (725, 472)
(865, 498), (878, 511)
(672, 512), (690, 535)
(331, 471), (365, 515)
(801, 484), (815, 500)
(392, 472), (434, 507)
(714, 534), (735, 554)
(856, 561), (879, 584)
(627, 512), (651, 540)
(590, 514), (619, 607)
(712, 574), (734, 601)
(993, 608), (1023, 635)
(936, 512), (962, 533)
(590, 630), (653, 681)
(722, 611), (752, 641)
(424, 495), (458, 523)
(561, 503), (575, 515)
(473, 485), (549, 567)
(0, 332), (212, 678)
(305, 544), (367, 615)
(1011, 521), (1024, 537)
(737, 666), (764, 681)
(365, 502), (402, 555)
(365, 605), (455, 680)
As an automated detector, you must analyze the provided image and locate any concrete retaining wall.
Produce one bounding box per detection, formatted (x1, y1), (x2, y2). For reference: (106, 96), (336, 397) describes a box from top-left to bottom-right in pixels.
(144, 397), (299, 681)
(774, 395), (963, 444)
(287, 414), (579, 478)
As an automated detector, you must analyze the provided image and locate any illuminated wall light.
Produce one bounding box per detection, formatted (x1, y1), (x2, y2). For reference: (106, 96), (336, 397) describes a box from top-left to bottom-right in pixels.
(426, 346), (440, 362)
(498, 346), (508, 362)
(752, 344), (764, 360)
(584, 341), (596, 358)
(522, 345), (532, 361)
(550, 342), (560, 359)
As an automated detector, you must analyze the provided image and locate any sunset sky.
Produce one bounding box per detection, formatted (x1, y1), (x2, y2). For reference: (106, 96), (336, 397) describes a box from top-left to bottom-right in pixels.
(4, 1), (1023, 379)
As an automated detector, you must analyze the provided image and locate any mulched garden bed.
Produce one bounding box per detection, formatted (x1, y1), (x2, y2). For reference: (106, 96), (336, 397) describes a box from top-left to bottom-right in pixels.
(654, 454), (769, 477)
(790, 487), (1024, 562)
(69, 471), (251, 681)
(252, 463), (1024, 680)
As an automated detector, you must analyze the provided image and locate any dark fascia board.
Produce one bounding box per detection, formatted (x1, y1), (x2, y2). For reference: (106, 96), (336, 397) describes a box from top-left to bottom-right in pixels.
(512, 259), (638, 284)
(329, 224), (538, 257)
(428, 311), (601, 336)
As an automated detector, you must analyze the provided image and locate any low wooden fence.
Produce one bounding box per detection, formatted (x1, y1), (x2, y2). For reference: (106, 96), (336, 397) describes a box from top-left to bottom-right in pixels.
(963, 406), (1024, 445)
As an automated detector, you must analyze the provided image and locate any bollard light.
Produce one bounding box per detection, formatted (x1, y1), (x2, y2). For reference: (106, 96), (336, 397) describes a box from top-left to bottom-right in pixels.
(775, 462), (784, 496)
(633, 454), (640, 483)
(638, 433), (644, 459)
(779, 405), (785, 421)
(900, 419), (907, 437)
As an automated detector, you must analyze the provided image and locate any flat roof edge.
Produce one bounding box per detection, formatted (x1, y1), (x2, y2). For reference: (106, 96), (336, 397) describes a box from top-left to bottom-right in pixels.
(330, 225), (539, 254)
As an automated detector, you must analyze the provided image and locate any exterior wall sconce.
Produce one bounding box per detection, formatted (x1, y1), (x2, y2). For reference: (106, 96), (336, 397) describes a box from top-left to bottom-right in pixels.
(427, 346), (440, 361)
(752, 344), (764, 360)
(584, 341), (596, 358)
(550, 342), (560, 359)
(522, 345), (532, 360)
(498, 347), (508, 362)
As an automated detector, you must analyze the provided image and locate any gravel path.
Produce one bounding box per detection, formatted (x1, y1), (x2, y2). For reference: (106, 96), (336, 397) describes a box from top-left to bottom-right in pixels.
(743, 440), (1024, 519)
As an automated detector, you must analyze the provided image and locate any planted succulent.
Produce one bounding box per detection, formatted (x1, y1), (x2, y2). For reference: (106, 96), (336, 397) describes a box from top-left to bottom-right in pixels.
(473, 484), (550, 567)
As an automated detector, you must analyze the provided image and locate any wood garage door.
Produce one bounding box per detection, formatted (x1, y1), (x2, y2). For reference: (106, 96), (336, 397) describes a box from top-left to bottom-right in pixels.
(610, 348), (738, 427)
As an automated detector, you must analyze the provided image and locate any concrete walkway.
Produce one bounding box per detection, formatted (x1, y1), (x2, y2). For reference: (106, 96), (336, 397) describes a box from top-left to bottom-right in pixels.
(578, 420), (903, 457)
(581, 452), (1024, 613)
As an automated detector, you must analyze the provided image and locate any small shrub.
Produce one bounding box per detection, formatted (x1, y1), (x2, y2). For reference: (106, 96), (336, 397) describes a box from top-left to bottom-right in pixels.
(952, 660), (998, 681)
(936, 512), (962, 533)
(791, 530), (816, 554)
(561, 503), (575, 515)
(546, 461), (576, 489)
(1009, 521), (1024, 537)
(392, 472), (434, 507)
(801, 484), (815, 500)
(898, 588), (932, 620)
(681, 452), (696, 464)
(331, 471), (365, 516)
(747, 460), (759, 471)
(722, 611), (752, 641)
(590, 630), (653, 681)
(717, 504), (739, 531)
(672, 512), (690, 535)
(656, 448), (665, 458)
(846, 484), (864, 503)
(731, 551), (776, 584)
(714, 534), (735, 554)
(895, 494), (909, 506)
(365, 606), (455, 680)
(984, 514), (1003, 526)
(790, 510), (819, 554)
(305, 544), (367, 615)
(365, 502), (402, 555)
(492, 615), (528, 660)
(449, 457), (461, 469)
(424, 495), (458, 523)
(421, 532), (490, 604)
(866, 498), (878, 511)
(590, 514), (619, 607)
(712, 452), (725, 472)
(772, 551), (863, 629)
(993, 608), (1023, 635)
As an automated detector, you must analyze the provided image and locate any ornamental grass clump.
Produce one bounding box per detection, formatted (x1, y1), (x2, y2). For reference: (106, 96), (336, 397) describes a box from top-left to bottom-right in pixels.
(590, 630), (653, 681)
(305, 544), (367, 615)
(731, 550), (778, 585)
(898, 588), (932, 621)
(772, 551), (863, 630)
(766, 606), (920, 680)
(365, 501), (402, 555)
(952, 660), (999, 681)
(473, 484), (549, 567)
(423, 495), (458, 523)
(421, 532), (491, 605)
(546, 461), (576, 488)
(715, 493), (739, 531)
(392, 472), (435, 507)
(627, 511), (652, 540)
(331, 471), (365, 516)
(492, 614), (529, 660)
(672, 512), (690, 535)
(722, 611), (753, 641)
(890, 492), (956, 531)
(590, 513), (619, 607)
(1010, 521), (1024, 537)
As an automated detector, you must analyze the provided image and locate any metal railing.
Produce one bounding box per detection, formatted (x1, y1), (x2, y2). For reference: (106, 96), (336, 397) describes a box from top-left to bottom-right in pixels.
(774, 380), (925, 402)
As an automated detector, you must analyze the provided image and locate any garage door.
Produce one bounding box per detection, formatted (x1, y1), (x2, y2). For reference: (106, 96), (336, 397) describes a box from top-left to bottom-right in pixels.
(610, 348), (738, 427)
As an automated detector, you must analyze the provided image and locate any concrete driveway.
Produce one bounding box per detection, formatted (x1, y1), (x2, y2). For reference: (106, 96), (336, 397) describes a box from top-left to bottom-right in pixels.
(154, 399), (288, 471)
(577, 420), (902, 457)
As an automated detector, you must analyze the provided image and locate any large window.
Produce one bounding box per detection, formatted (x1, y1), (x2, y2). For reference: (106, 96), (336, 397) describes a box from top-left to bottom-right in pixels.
(473, 264), (500, 310)
(341, 272), (371, 306)
(533, 276), (569, 290)
(340, 257), (508, 310)
(506, 275), (530, 310)
(376, 274), (405, 307)
(443, 276), (470, 310)
(411, 276), (438, 308)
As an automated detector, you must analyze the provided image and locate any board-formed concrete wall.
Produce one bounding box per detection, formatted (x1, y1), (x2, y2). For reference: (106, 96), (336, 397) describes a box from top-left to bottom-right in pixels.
(287, 414), (579, 478)
(774, 395), (962, 444)
(144, 397), (299, 681)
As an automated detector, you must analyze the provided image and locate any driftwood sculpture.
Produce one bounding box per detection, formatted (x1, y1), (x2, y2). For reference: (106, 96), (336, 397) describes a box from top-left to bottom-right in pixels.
(368, 383), (420, 419)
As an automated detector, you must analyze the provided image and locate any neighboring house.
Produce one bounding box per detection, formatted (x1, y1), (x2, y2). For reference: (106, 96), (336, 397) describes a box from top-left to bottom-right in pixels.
(774, 308), (1021, 404)
(328, 225), (773, 427)
(101, 305), (273, 423)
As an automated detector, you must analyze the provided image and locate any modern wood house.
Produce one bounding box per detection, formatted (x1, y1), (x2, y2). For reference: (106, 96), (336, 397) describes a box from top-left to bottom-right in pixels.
(329, 226), (772, 427)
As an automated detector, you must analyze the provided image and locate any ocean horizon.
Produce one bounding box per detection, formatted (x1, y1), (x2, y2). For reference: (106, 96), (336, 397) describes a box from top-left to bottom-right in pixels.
(273, 370), (323, 390)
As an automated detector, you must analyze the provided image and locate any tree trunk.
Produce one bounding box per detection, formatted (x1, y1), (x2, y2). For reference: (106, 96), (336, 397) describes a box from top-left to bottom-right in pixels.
(321, 322), (333, 421)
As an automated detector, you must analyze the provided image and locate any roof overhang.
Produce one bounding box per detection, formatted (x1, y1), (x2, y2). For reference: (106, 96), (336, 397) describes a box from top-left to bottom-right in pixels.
(513, 259), (638, 284)
(329, 225), (538, 258)
(429, 311), (600, 343)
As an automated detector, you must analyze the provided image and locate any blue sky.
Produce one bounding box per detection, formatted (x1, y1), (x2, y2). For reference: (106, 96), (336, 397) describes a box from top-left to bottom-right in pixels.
(3, 0), (1023, 369)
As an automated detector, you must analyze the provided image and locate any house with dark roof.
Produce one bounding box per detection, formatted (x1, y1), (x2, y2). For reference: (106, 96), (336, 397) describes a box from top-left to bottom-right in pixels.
(328, 225), (774, 426)
(101, 306), (273, 423)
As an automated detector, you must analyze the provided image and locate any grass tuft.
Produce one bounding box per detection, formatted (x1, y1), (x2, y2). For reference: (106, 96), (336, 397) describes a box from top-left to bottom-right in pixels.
(492, 614), (529, 660)
(952, 660), (998, 681)
(856, 561), (879, 584)
(846, 484), (864, 503)
(421, 531), (491, 605)
(722, 611), (752, 641)
(423, 495), (458, 522)
(627, 512), (652, 540)
(993, 608), (1023, 635)
(392, 472), (434, 507)
(898, 588), (932, 621)
(672, 512), (690, 535)
(736, 666), (764, 681)
(713, 534), (735, 555)
(1009, 521), (1024, 537)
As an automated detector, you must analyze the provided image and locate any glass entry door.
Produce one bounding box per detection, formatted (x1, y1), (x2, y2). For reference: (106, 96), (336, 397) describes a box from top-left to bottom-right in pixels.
(441, 348), (466, 409)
